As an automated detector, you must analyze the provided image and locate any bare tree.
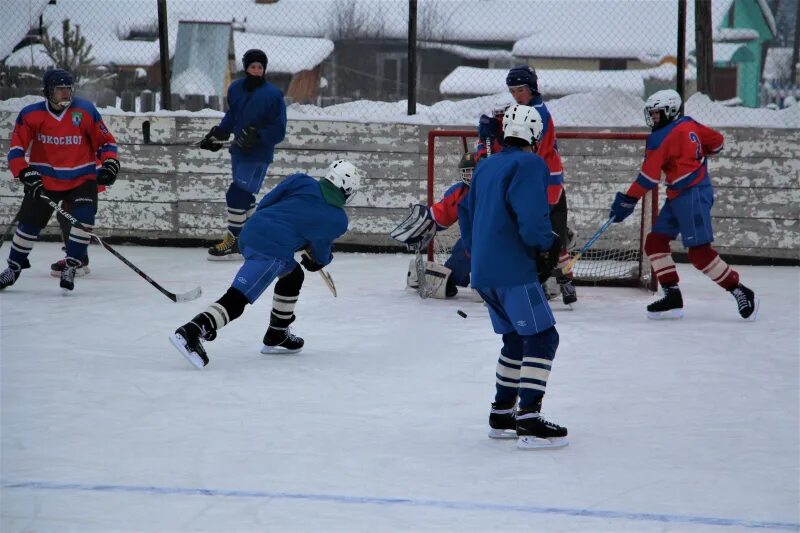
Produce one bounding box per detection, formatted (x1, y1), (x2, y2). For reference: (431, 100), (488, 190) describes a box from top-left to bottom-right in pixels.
(325, 0), (386, 40)
(42, 19), (95, 70)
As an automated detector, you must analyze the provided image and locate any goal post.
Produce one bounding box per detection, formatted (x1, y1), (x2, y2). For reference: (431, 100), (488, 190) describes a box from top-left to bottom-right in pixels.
(426, 129), (657, 290)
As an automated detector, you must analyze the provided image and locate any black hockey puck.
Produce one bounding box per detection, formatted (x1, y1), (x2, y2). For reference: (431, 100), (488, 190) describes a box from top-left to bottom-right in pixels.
(457, 310), (467, 318)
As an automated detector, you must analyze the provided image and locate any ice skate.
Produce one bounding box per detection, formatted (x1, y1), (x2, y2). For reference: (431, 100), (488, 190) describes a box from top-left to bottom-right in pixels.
(488, 402), (517, 439)
(59, 257), (82, 293)
(170, 322), (211, 369)
(207, 231), (242, 261)
(0, 259), (27, 290)
(729, 283), (759, 321)
(557, 276), (577, 306)
(516, 407), (568, 450)
(646, 284), (684, 320)
(261, 326), (304, 354)
(51, 256), (90, 277)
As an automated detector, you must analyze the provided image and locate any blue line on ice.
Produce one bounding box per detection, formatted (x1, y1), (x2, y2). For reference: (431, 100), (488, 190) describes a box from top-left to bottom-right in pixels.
(4, 479), (798, 531)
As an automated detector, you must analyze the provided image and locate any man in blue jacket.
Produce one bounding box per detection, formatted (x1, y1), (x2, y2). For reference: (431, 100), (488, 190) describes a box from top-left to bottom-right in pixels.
(170, 159), (362, 369)
(459, 104), (567, 449)
(201, 48), (288, 260)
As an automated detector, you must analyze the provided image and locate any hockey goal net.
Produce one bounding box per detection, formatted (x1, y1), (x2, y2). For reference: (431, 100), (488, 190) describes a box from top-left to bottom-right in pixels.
(426, 129), (657, 290)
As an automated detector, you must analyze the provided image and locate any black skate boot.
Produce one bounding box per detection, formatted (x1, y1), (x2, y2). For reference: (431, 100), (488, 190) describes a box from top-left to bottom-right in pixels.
(169, 317), (216, 369)
(261, 326), (304, 354)
(557, 275), (577, 305)
(207, 231), (242, 261)
(51, 256), (90, 277)
(516, 401), (568, 449)
(729, 283), (759, 321)
(646, 283), (683, 320)
(488, 401), (517, 439)
(59, 257), (82, 292)
(0, 258), (29, 290)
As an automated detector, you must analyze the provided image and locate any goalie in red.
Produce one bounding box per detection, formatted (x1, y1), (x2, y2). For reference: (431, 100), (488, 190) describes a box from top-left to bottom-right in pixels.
(390, 151), (482, 298)
(609, 89), (758, 321)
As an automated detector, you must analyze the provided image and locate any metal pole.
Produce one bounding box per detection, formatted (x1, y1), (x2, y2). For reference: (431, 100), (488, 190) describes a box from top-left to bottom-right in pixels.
(407, 0), (417, 115)
(677, 0), (687, 107)
(157, 0), (172, 110)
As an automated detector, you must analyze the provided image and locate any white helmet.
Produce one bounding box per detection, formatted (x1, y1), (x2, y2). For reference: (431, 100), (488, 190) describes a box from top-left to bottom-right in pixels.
(502, 104), (544, 146)
(644, 89), (682, 128)
(324, 159), (362, 203)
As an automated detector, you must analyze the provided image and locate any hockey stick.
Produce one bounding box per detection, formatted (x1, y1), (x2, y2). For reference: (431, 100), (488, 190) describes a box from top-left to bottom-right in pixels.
(42, 195), (201, 302)
(141, 120), (230, 148)
(300, 251), (337, 297)
(561, 217), (614, 275)
(0, 205), (22, 250)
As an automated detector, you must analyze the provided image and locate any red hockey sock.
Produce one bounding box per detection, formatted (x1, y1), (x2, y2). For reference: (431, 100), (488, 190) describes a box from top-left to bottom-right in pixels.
(556, 250), (572, 278)
(688, 244), (739, 290)
(644, 232), (679, 285)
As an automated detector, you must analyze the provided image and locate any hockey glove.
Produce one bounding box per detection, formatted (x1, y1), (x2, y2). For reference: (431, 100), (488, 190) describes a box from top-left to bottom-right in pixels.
(18, 167), (43, 200)
(234, 126), (260, 150)
(96, 158), (120, 186)
(535, 232), (562, 284)
(478, 114), (500, 140)
(609, 192), (638, 223)
(207, 126), (230, 141)
(300, 253), (324, 272)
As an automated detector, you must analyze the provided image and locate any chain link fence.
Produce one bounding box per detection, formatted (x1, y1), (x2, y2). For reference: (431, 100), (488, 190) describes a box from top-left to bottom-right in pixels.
(2, 0), (797, 128)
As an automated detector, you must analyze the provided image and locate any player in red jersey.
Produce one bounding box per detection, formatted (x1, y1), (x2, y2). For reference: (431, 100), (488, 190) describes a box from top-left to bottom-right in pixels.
(476, 66), (576, 306)
(0, 68), (119, 293)
(609, 89), (758, 321)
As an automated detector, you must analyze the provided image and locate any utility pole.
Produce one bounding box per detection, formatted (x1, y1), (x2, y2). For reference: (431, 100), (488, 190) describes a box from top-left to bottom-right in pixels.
(407, 0), (417, 115)
(695, 0), (714, 97)
(157, 0), (172, 110)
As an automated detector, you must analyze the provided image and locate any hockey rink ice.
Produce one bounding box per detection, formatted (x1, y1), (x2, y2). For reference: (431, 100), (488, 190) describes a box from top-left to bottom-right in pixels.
(1, 243), (798, 532)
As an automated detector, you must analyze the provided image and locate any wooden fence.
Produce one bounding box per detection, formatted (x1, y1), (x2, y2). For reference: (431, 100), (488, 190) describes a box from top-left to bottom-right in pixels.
(0, 111), (798, 261)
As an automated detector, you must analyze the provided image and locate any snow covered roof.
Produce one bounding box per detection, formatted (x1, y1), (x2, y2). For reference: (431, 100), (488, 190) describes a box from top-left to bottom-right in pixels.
(1, 0), (49, 59)
(234, 33), (333, 75)
(513, 0), (774, 61)
(440, 64), (696, 97)
(4, 43), (55, 69)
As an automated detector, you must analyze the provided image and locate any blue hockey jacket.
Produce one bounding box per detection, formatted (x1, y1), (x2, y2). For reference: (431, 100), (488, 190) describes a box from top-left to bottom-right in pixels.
(458, 146), (555, 288)
(238, 174), (348, 264)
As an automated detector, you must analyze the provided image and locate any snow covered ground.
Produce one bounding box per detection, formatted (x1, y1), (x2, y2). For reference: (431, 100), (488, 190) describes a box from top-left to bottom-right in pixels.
(1, 243), (798, 532)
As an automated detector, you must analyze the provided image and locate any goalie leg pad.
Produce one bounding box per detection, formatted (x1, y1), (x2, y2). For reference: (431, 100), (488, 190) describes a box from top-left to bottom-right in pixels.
(424, 261), (452, 299)
(407, 258), (419, 289)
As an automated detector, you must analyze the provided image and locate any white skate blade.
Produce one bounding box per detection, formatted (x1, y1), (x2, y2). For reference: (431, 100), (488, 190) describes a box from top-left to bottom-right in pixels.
(517, 435), (569, 449)
(50, 266), (90, 278)
(169, 333), (207, 369)
(744, 297), (760, 322)
(647, 308), (684, 320)
(206, 253), (243, 262)
(488, 428), (517, 439)
(260, 344), (303, 355)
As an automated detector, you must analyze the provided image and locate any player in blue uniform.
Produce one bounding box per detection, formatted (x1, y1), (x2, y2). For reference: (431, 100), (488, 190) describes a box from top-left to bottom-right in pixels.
(477, 65), (576, 306)
(201, 49), (288, 260)
(609, 89), (758, 321)
(170, 160), (362, 369)
(459, 104), (567, 449)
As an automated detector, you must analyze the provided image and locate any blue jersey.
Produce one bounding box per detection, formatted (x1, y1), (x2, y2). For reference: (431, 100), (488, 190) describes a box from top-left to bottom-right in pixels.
(458, 146), (554, 288)
(217, 77), (287, 163)
(238, 174), (348, 264)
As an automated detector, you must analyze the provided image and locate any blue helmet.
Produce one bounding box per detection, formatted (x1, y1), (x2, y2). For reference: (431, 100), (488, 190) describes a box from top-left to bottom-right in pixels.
(43, 68), (74, 95)
(506, 65), (538, 93)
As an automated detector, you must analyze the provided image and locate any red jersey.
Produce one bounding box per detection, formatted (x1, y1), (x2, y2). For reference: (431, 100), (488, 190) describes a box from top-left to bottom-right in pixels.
(626, 116), (723, 200)
(8, 98), (118, 192)
(431, 181), (469, 229)
(476, 94), (565, 205)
